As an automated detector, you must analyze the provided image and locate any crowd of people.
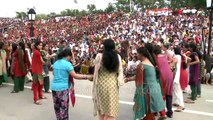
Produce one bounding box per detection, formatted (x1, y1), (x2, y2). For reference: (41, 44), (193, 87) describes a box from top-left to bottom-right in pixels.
(0, 9), (213, 120)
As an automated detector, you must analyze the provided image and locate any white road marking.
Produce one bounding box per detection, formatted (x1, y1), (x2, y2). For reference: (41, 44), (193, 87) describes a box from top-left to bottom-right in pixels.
(76, 94), (92, 99)
(3, 83), (213, 117)
(206, 100), (213, 103)
(119, 101), (134, 105)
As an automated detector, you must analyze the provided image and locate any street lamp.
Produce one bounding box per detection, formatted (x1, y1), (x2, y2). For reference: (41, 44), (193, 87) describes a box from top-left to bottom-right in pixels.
(206, 0), (213, 73)
(207, 0), (213, 9)
(155, 1), (160, 9)
(28, 8), (36, 39)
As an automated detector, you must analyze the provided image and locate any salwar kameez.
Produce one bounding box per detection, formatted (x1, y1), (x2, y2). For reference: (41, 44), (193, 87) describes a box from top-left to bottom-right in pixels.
(41, 50), (50, 92)
(11, 49), (30, 92)
(32, 50), (44, 102)
(0, 50), (7, 85)
(189, 52), (200, 101)
(92, 53), (124, 117)
(32, 74), (44, 102)
(13, 76), (25, 92)
(156, 55), (174, 117)
(43, 65), (50, 92)
(134, 63), (165, 120)
(173, 55), (184, 107)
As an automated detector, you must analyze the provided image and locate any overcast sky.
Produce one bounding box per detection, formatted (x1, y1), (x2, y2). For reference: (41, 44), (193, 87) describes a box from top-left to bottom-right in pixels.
(0, 0), (115, 17)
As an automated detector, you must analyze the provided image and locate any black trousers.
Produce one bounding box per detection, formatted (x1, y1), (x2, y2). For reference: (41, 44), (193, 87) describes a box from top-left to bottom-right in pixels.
(0, 76), (3, 85)
(166, 95), (173, 116)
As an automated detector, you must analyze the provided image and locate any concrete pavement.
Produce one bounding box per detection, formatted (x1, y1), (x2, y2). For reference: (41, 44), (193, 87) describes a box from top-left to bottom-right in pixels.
(0, 75), (213, 120)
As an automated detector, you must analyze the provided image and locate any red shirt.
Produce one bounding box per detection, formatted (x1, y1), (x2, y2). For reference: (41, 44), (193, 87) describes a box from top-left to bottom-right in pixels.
(32, 50), (43, 75)
(12, 50), (30, 77)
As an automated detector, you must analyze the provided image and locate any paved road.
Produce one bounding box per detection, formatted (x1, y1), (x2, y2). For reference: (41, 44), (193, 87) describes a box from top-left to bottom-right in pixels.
(0, 74), (213, 120)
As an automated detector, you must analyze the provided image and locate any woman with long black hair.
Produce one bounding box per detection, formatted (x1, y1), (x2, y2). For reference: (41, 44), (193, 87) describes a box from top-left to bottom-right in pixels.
(145, 43), (167, 119)
(92, 39), (124, 120)
(10, 43), (17, 80)
(154, 45), (174, 118)
(32, 41), (46, 105)
(185, 43), (201, 103)
(11, 42), (30, 93)
(126, 46), (165, 120)
(172, 47), (186, 112)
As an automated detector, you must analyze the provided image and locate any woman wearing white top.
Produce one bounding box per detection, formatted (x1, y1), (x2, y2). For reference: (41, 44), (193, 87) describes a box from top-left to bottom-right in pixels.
(25, 43), (32, 83)
(172, 47), (185, 112)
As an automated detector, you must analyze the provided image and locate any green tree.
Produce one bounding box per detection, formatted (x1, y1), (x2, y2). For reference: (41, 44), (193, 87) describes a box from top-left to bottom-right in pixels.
(114, 1), (130, 12)
(36, 14), (48, 20)
(15, 11), (27, 19)
(66, 9), (72, 16)
(105, 3), (116, 13)
(73, 9), (80, 16)
(135, 0), (167, 9)
(115, 0), (168, 11)
(65, 9), (78, 16)
(95, 9), (105, 14)
(87, 4), (96, 13)
(79, 10), (88, 16)
(171, 0), (206, 9)
(47, 12), (57, 18)
(60, 10), (68, 16)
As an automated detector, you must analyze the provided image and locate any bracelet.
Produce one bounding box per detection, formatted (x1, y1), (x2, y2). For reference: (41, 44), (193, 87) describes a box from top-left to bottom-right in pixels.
(126, 78), (129, 82)
(84, 75), (87, 79)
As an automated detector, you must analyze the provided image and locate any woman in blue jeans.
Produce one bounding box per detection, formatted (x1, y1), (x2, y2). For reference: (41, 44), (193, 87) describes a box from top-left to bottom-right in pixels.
(52, 48), (93, 120)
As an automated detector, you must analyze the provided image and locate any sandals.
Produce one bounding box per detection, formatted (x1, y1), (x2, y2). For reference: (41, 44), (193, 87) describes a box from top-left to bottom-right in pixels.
(175, 106), (185, 112)
(11, 91), (18, 93)
(158, 116), (167, 120)
(166, 114), (173, 118)
(39, 96), (47, 99)
(45, 90), (52, 93)
(26, 80), (33, 83)
(185, 99), (195, 104)
(34, 96), (47, 105)
(197, 95), (201, 98)
(172, 103), (179, 107)
(34, 101), (42, 105)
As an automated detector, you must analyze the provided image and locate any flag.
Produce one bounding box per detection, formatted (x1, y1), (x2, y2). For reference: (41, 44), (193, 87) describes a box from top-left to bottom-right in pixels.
(69, 75), (75, 107)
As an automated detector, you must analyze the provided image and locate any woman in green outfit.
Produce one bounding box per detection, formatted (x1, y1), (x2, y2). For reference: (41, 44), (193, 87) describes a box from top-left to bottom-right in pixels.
(41, 43), (51, 93)
(126, 47), (166, 120)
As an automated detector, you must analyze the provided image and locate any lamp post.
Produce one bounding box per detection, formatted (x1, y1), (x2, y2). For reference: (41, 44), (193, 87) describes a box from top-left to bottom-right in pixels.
(202, 27), (207, 59)
(28, 8), (36, 39)
(206, 0), (213, 73)
(155, 1), (160, 9)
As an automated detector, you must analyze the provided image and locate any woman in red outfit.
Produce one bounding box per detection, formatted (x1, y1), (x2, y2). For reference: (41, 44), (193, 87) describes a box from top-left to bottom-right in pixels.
(180, 55), (188, 91)
(11, 42), (30, 93)
(32, 41), (46, 105)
